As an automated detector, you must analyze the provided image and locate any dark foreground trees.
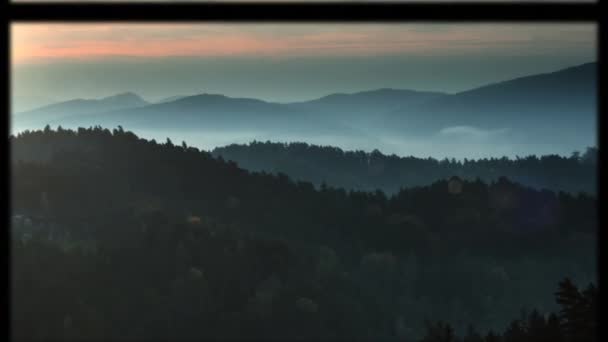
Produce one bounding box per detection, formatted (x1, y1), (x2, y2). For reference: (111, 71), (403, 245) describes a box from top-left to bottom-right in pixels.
(421, 278), (598, 342)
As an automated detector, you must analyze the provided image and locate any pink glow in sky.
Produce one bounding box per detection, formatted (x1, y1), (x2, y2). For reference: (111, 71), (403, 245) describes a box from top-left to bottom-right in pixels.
(12, 23), (595, 64)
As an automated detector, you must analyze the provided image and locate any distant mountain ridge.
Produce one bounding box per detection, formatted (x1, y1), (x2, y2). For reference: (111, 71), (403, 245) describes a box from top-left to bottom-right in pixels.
(385, 62), (597, 132)
(11, 62), (596, 156)
(287, 88), (446, 126)
(16, 92), (149, 125)
(288, 88), (445, 110)
(44, 92), (351, 136)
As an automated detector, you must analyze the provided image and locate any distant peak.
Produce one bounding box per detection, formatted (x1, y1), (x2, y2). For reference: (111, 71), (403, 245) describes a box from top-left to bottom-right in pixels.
(192, 93), (228, 99)
(336, 88), (442, 97)
(366, 88), (400, 93)
(559, 61), (596, 73)
(170, 93), (229, 104)
(529, 61), (596, 79)
(103, 92), (145, 101)
(569, 61), (596, 68)
(100, 92), (149, 106)
(176, 93), (268, 104)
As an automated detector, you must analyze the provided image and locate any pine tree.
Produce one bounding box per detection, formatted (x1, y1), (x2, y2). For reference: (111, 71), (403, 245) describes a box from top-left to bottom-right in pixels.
(545, 313), (564, 342)
(502, 319), (525, 342)
(555, 278), (586, 341)
(484, 330), (502, 342)
(421, 320), (457, 342)
(581, 283), (598, 342)
(463, 324), (484, 342)
(526, 309), (547, 342)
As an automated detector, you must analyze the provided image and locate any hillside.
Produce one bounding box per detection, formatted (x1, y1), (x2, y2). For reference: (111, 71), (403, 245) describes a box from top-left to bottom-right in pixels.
(10, 127), (596, 340)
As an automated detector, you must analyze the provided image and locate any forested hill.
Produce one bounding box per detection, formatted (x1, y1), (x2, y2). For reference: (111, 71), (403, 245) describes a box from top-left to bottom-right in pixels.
(11, 126), (596, 245)
(10, 127), (597, 340)
(212, 141), (598, 195)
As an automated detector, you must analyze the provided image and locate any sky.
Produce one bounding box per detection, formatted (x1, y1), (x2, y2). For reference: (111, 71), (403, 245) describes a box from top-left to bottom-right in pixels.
(11, 23), (596, 112)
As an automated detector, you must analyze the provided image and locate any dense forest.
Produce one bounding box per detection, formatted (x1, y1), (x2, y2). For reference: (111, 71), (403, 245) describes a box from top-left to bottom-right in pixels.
(213, 141), (598, 195)
(10, 126), (597, 340)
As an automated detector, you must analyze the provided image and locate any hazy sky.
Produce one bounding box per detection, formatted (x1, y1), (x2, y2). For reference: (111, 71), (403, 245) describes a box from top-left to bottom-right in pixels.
(12, 23), (596, 112)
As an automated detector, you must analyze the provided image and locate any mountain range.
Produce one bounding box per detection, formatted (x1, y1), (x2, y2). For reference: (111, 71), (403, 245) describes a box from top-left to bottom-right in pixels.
(12, 62), (597, 156)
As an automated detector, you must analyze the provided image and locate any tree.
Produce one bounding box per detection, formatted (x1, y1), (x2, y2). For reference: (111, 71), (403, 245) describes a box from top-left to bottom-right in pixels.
(502, 319), (525, 342)
(484, 330), (502, 342)
(421, 321), (457, 342)
(545, 313), (564, 342)
(463, 324), (484, 342)
(526, 309), (547, 342)
(555, 278), (586, 341)
(570, 151), (581, 161)
(580, 283), (598, 342)
(581, 147), (598, 165)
